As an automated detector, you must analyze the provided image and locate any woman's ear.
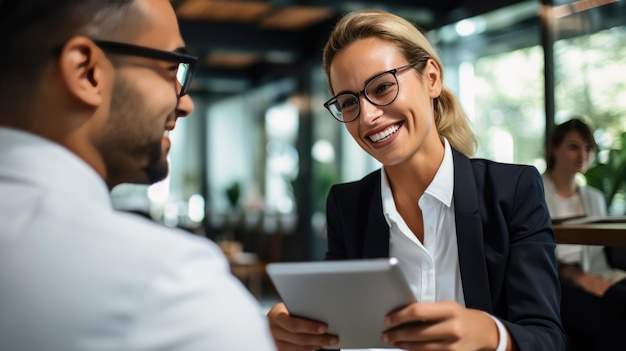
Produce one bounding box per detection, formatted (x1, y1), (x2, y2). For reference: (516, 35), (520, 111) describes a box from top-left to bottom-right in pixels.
(425, 59), (443, 98)
(57, 36), (107, 107)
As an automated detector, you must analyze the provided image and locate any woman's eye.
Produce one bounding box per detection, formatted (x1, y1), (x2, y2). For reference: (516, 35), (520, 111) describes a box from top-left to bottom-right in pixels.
(341, 98), (358, 109)
(374, 82), (393, 95)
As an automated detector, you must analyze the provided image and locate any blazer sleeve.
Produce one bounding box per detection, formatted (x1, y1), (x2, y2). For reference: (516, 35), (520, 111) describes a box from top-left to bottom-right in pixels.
(498, 167), (565, 350)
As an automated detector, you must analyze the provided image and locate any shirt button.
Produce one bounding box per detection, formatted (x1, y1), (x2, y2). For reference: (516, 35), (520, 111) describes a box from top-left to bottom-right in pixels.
(427, 227), (433, 234)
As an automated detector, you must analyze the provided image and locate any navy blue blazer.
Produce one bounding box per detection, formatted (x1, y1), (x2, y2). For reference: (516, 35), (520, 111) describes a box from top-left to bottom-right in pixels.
(325, 149), (565, 350)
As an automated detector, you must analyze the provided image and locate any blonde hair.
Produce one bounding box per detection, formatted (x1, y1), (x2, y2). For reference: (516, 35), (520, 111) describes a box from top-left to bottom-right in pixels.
(322, 9), (476, 157)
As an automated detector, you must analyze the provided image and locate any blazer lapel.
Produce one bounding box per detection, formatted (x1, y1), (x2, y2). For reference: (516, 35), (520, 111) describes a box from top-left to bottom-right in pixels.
(361, 171), (391, 258)
(452, 150), (493, 312)
(355, 157), (493, 311)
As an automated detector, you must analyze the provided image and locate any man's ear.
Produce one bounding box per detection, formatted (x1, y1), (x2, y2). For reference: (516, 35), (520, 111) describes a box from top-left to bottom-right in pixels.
(57, 36), (108, 107)
(425, 59), (443, 98)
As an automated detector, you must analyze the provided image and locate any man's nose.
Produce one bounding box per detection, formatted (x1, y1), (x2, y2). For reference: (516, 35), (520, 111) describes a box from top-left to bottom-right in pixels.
(176, 93), (194, 118)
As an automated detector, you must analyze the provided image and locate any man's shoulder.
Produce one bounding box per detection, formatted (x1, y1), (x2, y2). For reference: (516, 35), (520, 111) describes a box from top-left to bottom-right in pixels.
(31, 200), (227, 273)
(101, 210), (223, 259)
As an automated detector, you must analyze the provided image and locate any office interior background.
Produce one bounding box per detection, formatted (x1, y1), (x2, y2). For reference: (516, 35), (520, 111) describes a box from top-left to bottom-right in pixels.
(111, 0), (626, 265)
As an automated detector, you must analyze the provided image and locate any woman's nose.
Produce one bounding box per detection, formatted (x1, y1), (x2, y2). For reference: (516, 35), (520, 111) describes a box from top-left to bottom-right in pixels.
(359, 96), (382, 124)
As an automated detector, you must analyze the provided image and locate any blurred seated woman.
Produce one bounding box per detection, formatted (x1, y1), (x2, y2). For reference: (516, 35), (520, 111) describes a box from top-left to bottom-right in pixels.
(543, 118), (626, 350)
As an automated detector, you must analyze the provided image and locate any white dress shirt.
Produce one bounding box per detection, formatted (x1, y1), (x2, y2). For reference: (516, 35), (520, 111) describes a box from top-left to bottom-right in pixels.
(542, 173), (626, 283)
(0, 127), (276, 351)
(351, 138), (506, 351)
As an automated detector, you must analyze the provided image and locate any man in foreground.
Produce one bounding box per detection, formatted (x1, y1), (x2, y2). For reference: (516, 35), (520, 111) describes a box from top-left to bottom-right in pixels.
(0, 1), (276, 350)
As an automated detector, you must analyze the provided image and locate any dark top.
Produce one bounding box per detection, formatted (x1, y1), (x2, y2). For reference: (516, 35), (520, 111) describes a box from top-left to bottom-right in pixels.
(325, 148), (565, 351)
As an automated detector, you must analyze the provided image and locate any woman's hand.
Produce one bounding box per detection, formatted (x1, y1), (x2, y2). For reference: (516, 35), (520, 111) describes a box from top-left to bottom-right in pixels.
(267, 303), (339, 351)
(382, 301), (510, 351)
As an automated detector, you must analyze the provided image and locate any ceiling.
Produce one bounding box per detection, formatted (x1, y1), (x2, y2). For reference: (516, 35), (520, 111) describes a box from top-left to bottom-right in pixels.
(173, 0), (526, 95)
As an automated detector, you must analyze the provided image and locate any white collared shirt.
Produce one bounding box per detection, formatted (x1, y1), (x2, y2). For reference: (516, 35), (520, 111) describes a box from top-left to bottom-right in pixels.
(383, 138), (465, 305)
(352, 138), (506, 351)
(0, 127), (276, 351)
(542, 173), (626, 283)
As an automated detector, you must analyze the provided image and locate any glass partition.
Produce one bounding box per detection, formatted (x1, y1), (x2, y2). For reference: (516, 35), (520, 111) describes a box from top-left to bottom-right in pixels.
(553, 0), (626, 214)
(429, 1), (545, 167)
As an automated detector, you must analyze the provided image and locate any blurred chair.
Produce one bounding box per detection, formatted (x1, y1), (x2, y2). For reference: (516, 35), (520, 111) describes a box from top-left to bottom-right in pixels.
(218, 240), (263, 299)
(218, 211), (285, 299)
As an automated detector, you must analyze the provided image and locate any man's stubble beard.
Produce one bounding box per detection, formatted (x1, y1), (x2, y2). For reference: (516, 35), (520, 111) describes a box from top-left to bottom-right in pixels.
(104, 75), (170, 186)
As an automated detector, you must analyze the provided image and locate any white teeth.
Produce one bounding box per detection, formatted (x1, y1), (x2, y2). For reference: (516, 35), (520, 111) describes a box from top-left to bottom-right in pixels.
(369, 124), (400, 142)
(163, 130), (170, 137)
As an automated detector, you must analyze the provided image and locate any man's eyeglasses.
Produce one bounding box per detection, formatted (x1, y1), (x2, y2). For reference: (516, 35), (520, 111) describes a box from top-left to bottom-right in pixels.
(92, 39), (198, 97)
(323, 58), (429, 123)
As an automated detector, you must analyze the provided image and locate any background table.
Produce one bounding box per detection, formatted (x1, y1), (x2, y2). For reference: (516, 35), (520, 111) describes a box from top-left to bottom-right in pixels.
(553, 222), (626, 246)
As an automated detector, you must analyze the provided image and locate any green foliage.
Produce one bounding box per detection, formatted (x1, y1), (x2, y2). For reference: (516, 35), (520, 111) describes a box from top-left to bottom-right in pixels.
(585, 132), (626, 212)
(286, 160), (339, 213)
(225, 181), (241, 208)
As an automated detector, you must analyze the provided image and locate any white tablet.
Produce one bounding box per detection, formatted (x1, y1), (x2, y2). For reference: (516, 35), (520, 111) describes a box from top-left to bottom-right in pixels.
(266, 257), (417, 350)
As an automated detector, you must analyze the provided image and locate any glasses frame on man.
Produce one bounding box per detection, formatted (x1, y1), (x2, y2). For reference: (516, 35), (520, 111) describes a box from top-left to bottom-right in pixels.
(323, 58), (430, 123)
(89, 39), (198, 98)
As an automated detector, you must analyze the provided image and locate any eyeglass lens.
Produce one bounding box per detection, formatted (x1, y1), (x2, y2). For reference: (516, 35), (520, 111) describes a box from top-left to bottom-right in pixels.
(176, 63), (191, 96)
(327, 71), (399, 122)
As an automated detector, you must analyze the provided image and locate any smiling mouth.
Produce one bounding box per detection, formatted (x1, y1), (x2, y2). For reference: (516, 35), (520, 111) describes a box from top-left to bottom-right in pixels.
(369, 123), (401, 143)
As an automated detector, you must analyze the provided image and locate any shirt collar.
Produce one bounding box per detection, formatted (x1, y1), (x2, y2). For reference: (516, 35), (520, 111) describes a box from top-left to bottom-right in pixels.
(426, 137), (454, 207)
(381, 137), (454, 210)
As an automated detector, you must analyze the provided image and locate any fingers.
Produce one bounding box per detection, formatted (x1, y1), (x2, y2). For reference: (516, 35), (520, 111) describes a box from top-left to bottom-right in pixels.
(382, 304), (499, 351)
(267, 303), (339, 351)
(385, 301), (460, 328)
(268, 303), (327, 334)
(380, 302), (455, 349)
(382, 319), (450, 347)
(271, 319), (338, 349)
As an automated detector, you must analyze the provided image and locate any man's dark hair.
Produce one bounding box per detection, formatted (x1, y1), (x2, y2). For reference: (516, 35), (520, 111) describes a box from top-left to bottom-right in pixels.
(0, 0), (139, 101)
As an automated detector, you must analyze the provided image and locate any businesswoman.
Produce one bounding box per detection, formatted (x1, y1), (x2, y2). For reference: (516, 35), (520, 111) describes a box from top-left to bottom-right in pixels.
(268, 9), (564, 351)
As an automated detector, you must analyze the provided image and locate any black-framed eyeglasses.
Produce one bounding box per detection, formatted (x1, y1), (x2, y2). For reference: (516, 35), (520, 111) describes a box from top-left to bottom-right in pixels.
(92, 39), (198, 97)
(323, 58), (429, 123)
